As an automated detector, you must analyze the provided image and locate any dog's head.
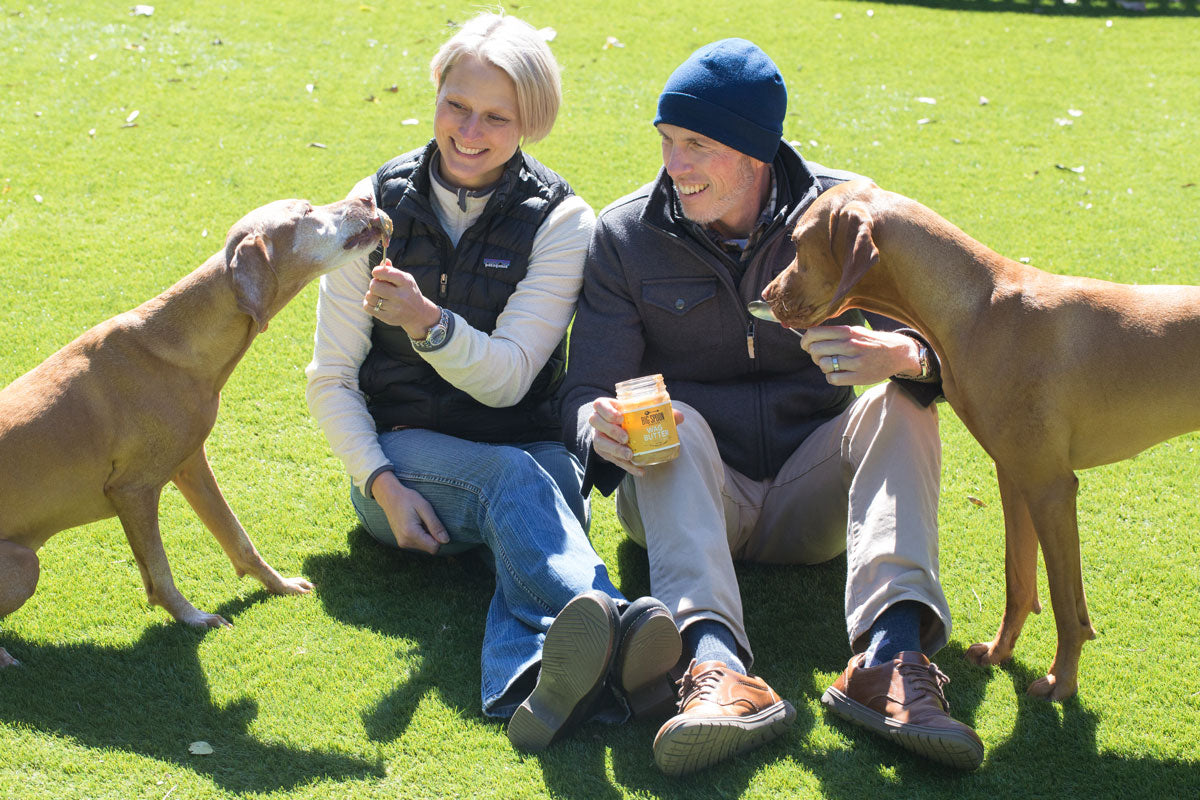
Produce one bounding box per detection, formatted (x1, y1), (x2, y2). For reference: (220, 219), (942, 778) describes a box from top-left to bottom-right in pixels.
(224, 196), (391, 331)
(762, 179), (880, 329)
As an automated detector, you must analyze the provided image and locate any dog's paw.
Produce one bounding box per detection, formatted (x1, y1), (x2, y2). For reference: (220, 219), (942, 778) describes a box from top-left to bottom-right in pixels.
(964, 642), (1009, 666)
(181, 611), (232, 629)
(1027, 674), (1077, 702)
(274, 576), (314, 595)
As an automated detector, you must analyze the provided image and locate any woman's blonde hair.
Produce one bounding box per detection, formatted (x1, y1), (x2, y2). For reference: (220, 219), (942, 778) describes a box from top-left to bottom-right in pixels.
(429, 13), (562, 145)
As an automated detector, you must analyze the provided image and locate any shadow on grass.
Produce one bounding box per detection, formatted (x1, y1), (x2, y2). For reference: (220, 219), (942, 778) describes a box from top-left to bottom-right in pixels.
(0, 594), (381, 794)
(851, 0), (1198, 16)
(302, 528), (492, 743)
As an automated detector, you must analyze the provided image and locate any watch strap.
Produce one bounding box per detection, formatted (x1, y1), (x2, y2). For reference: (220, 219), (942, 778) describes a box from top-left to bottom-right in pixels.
(410, 307), (453, 352)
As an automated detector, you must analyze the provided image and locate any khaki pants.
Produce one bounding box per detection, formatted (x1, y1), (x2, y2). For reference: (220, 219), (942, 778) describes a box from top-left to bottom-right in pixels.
(616, 382), (950, 667)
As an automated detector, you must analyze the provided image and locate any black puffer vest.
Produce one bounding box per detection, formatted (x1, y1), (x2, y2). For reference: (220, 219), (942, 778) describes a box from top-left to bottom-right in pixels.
(358, 141), (571, 443)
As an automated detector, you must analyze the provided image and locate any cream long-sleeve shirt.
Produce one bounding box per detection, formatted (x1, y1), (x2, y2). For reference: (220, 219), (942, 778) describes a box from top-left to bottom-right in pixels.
(305, 172), (596, 494)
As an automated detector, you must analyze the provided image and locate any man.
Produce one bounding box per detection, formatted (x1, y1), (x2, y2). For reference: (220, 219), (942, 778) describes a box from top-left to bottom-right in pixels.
(561, 38), (983, 775)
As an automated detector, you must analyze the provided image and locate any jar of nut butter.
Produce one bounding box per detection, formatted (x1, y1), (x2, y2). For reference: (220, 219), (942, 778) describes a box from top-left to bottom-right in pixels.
(614, 374), (680, 466)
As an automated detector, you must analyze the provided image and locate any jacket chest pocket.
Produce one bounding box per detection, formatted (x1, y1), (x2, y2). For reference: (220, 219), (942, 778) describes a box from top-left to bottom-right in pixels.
(641, 277), (718, 319)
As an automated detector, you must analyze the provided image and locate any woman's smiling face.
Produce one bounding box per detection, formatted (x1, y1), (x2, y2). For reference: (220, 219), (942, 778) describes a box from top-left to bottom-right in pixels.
(433, 54), (522, 190)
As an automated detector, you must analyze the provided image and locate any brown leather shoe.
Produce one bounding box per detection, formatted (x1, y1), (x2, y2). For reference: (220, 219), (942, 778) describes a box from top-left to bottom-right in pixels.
(653, 659), (795, 776)
(821, 651), (984, 770)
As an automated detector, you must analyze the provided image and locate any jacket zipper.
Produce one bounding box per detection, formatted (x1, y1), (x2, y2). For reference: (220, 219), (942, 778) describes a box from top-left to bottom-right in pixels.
(746, 320), (756, 359)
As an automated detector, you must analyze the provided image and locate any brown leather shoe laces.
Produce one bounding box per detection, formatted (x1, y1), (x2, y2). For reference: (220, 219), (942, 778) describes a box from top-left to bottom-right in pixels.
(676, 660), (725, 710)
(895, 659), (952, 712)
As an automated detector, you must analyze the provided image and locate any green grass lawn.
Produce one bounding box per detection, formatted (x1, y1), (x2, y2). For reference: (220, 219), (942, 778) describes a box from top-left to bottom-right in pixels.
(2, 0), (1199, 797)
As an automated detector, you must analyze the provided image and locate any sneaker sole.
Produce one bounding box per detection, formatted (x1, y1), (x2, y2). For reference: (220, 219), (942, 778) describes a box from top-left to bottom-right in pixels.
(507, 594), (615, 752)
(821, 686), (984, 770)
(616, 609), (681, 715)
(653, 700), (796, 777)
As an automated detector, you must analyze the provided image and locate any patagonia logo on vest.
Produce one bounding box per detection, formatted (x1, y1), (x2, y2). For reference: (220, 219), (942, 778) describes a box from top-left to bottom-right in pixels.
(483, 257), (511, 270)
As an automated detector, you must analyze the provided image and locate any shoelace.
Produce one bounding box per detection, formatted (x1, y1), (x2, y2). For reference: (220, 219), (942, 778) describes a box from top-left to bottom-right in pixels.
(896, 660), (952, 712)
(674, 660), (727, 711)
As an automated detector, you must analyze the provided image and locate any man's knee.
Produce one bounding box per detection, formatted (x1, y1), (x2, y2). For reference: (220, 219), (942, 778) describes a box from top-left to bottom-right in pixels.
(854, 383), (940, 452)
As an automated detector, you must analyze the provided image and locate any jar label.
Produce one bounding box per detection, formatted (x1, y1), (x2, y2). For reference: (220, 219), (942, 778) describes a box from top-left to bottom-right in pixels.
(622, 401), (679, 455)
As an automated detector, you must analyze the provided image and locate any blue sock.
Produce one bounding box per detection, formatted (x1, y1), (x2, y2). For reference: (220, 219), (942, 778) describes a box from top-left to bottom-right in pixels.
(683, 619), (746, 675)
(864, 601), (925, 667)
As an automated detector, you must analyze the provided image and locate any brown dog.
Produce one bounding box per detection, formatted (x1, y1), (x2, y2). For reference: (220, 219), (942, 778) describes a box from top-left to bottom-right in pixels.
(0, 195), (391, 668)
(762, 178), (1200, 701)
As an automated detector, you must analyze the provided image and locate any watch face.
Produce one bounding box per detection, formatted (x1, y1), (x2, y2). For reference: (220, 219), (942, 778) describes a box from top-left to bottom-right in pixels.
(426, 323), (447, 347)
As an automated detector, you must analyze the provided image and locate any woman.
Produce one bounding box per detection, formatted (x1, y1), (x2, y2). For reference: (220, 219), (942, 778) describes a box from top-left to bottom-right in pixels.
(305, 13), (679, 749)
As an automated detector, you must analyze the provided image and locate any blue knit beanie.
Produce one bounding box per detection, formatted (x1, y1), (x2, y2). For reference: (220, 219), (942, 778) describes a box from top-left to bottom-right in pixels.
(654, 38), (787, 164)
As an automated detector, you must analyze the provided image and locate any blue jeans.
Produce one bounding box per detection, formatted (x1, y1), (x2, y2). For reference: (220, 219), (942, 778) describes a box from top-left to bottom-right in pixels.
(350, 428), (624, 718)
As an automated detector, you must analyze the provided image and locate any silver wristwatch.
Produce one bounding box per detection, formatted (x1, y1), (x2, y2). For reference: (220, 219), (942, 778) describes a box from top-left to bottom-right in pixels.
(410, 307), (453, 352)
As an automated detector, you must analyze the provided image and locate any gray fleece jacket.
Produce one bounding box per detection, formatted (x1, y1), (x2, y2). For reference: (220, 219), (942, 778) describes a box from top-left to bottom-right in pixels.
(561, 142), (940, 496)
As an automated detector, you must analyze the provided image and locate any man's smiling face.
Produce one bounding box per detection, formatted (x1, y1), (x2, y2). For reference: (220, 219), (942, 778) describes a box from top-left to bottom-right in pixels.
(657, 123), (762, 238)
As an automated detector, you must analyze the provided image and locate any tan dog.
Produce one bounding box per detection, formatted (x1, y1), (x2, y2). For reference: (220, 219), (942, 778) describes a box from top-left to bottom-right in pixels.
(0, 195), (391, 668)
(762, 178), (1200, 701)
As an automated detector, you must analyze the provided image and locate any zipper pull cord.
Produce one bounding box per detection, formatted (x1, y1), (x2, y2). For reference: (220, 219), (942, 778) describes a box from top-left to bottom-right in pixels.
(746, 320), (756, 360)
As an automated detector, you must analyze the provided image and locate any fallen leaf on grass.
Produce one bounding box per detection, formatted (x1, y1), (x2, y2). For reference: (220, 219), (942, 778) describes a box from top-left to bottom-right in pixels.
(967, 495), (987, 508)
(125, 110), (140, 123)
(387, 84), (399, 93)
(308, 142), (327, 148)
(1055, 164), (1085, 174)
(131, 5), (154, 16)
(401, 118), (419, 125)
(188, 741), (213, 755)
(602, 36), (624, 50)
(917, 96), (936, 105)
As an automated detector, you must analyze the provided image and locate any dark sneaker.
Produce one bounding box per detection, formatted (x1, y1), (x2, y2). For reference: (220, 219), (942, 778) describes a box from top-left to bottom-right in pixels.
(653, 659), (795, 776)
(821, 651), (984, 770)
(507, 590), (619, 751)
(613, 597), (682, 719)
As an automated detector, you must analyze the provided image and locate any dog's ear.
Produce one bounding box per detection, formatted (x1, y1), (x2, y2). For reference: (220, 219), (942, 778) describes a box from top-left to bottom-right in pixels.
(828, 201), (879, 307)
(229, 233), (278, 333)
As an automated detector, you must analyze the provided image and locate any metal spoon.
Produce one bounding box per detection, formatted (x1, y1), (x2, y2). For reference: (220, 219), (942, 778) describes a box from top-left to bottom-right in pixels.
(747, 300), (804, 336)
